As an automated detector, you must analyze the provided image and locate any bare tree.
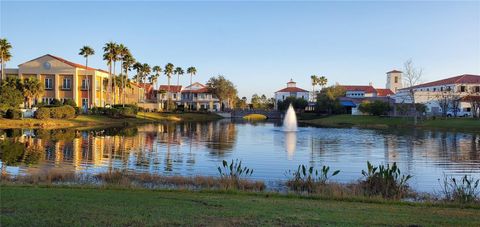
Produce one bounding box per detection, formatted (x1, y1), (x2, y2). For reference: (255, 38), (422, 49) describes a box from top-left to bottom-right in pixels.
(403, 59), (423, 125)
(436, 88), (461, 118)
(464, 86), (480, 118)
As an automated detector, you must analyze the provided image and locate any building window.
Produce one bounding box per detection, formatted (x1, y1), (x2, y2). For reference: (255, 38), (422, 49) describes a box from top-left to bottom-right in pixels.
(96, 79), (100, 91)
(42, 97), (54, 104)
(81, 79), (88, 90)
(173, 94), (177, 99)
(44, 78), (53, 89)
(460, 86), (466, 92)
(475, 86), (480, 93)
(394, 76), (398, 83)
(63, 78), (71, 90)
(433, 88), (436, 91)
(440, 87), (443, 91)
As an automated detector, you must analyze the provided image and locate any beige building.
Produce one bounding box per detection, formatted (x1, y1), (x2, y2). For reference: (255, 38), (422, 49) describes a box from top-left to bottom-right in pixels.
(2, 54), (143, 108)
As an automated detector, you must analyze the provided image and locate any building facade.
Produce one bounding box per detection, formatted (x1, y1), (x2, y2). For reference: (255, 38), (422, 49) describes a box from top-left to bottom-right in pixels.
(2, 54), (144, 109)
(395, 74), (480, 115)
(181, 82), (220, 111)
(274, 79), (309, 110)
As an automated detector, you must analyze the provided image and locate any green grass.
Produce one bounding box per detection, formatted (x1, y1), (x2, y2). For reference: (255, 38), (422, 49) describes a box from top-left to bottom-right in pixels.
(302, 114), (480, 132)
(1, 186), (479, 226)
(0, 112), (222, 129)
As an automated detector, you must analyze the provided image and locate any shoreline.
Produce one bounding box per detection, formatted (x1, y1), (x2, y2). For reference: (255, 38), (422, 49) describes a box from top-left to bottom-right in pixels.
(299, 114), (480, 133)
(0, 112), (223, 130)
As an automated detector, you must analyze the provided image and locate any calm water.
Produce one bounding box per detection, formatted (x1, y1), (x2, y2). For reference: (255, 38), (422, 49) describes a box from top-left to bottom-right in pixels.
(1, 120), (479, 192)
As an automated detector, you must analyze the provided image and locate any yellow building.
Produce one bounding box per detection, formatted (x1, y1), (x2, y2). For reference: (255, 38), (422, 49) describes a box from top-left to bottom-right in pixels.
(3, 54), (143, 108)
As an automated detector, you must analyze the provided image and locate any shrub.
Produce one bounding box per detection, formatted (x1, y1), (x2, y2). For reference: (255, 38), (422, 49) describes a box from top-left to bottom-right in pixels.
(358, 100), (391, 116)
(50, 99), (62, 107)
(35, 107), (51, 119)
(6, 109), (22, 119)
(105, 108), (121, 118)
(360, 161), (412, 199)
(439, 174), (479, 204)
(286, 164), (340, 193)
(218, 159), (254, 189)
(48, 106), (76, 119)
(119, 107), (137, 118)
(63, 99), (77, 107)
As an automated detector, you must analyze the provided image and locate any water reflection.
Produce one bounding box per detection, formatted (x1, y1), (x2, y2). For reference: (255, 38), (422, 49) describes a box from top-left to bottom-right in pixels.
(284, 132), (296, 159)
(0, 122), (479, 192)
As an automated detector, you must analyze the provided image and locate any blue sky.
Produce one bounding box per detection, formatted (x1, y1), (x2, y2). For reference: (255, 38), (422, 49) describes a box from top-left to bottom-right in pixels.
(1, 1), (479, 98)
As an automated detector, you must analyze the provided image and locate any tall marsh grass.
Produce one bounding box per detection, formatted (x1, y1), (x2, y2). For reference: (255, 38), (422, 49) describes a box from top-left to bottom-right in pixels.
(439, 174), (479, 204)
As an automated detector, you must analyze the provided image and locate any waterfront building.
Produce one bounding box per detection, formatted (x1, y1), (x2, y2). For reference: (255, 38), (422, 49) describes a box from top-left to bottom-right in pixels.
(2, 54), (144, 108)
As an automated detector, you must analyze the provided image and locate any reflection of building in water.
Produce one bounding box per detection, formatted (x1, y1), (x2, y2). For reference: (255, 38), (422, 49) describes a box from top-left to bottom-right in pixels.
(383, 135), (399, 163)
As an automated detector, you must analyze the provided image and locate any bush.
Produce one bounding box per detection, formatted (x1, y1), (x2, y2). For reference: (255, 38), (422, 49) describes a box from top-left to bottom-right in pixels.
(360, 161), (412, 199)
(439, 175), (479, 204)
(38, 106), (76, 119)
(277, 97), (308, 112)
(358, 100), (391, 116)
(118, 107), (137, 118)
(50, 99), (62, 107)
(286, 164), (340, 193)
(217, 159), (254, 189)
(6, 109), (22, 119)
(35, 108), (51, 119)
(105, 108), (121, 118)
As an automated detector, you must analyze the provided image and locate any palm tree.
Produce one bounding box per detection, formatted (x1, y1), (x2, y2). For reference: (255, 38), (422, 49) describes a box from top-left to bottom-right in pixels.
(164, 63), (174, 110)
(22, 77), (44, 108)
(79, 46), (95, 109)
(318, 76), (328, 90)
(152, 66), (162, 90)
(174, 67), (184, 87)
(103, 41), (117, 106)
(117, 44), (130, 106)
(122, 53), (135, 107)
(141, 63), (151, 102)
(186, 66), (196, 86)
(0, 38), (13, 81)
(112, 44), (122, 105)
(310, 75), (318, 97)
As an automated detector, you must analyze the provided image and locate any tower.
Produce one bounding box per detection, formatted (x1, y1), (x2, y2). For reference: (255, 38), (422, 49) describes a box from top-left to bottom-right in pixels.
(386, 70), (403, 93)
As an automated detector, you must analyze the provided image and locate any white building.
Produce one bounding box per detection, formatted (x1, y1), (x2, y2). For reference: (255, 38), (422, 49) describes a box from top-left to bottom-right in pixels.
(395, 74), (480, 115)
(274, 79), (309, 109)
(181, 82), (220, 111)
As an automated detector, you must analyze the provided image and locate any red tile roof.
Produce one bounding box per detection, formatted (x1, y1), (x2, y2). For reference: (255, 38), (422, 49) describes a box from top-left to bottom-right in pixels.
(387, 70), (402, 74)
(400, 74), (480, 90)
(376, 88), (394, 96)
(276, 87), (308, 92)
(159, 85), (182, 93)
(20, 54), (108, 73)
(340, 85), (377, 94)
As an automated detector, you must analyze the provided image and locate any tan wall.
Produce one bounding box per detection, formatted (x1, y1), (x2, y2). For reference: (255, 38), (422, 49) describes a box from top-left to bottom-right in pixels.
(58, 74), (74, 99)
(40, 74), (56, 98)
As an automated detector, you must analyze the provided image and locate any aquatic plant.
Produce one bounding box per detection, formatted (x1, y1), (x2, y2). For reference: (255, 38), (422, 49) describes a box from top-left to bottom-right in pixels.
(286, 164), (340, 193)
(439, 174), (479, 204)
(360, 161), (412, 199)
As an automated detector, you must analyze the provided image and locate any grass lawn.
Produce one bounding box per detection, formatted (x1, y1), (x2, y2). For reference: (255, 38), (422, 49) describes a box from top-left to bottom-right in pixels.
(1, 186), (479, 226)
(302, 114), (480, 132)
(0, 112), (222, 129)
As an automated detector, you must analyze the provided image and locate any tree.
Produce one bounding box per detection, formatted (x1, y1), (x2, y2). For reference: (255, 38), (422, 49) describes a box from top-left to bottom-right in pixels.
(117, 44), (130, 106)
(0, 38), (13, 82)
(152, 66), (162, 90)
(403, 59), (423, 124)
(316, 85), (346, 114)
(22, 77), (44, 108)
(358, 100), (391, 116)
(206, 75), (237, 111)
(187, 66), (197, 86)
(0, 83), (23, 112)
(318, 76), (328, 90)
(103, 42), (117, 105)
(79, 46), (95, 109)
(164, 63), (175, 110)
(141, 63), (151, 102)
(174, 67), (184, 87)
(277, 97), (308, 111)
(235, 96), (248, 109)
(121, 51), (135, 107)
(310, 75), (318, 97)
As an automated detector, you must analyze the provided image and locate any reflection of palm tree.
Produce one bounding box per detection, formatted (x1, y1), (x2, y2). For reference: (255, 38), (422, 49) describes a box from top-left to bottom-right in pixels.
(204, 121), (237, 156)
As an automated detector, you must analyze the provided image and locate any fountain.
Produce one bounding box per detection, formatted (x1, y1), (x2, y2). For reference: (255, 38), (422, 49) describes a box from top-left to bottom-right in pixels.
(283, 104), (298, 132)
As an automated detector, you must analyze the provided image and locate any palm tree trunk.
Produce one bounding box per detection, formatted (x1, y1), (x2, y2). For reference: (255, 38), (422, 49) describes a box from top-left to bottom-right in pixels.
(190, 74), (192, 86)
(123, 71), (127, 107)
(113, 61), (116, 105)
(108, 63), (112, 106)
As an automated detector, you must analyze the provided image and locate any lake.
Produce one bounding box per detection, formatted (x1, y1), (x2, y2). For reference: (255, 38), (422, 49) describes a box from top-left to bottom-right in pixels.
(1, 119), (479, 192)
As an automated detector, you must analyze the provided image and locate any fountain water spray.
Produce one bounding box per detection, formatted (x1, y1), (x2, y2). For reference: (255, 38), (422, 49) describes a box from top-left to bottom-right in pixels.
(283, 104), (298, 132)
